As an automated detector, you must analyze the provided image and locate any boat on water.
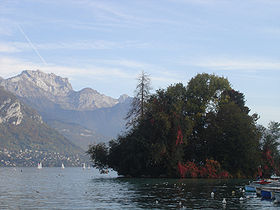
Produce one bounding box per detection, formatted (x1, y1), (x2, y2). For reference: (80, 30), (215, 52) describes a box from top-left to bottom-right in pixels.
(244, 175), (280, 202)
(245, 179), (271, 193)
(37, 162), (42, 169)
(61, 163), (65, 169)
(245, 185), (256, 192)
(261, 189), (274, 199)
(247, 179), (280, 199)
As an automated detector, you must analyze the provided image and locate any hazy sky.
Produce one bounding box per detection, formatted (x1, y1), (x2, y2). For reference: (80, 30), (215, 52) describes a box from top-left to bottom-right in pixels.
(0, 0), (279, 126)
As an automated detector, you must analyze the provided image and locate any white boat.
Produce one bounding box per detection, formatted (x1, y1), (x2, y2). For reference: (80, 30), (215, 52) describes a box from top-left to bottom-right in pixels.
(37, 162), (42, 169)
(61, 163), (65, 169)
(82, 163), (86, 169)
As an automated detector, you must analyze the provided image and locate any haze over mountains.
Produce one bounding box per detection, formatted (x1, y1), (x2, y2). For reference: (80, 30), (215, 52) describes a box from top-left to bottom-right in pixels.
(0, 70), (131, 151)
(0, 86), (86, 166)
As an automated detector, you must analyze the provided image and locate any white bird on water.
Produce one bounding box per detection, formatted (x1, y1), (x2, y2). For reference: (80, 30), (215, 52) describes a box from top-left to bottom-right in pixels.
(155, 200), (158, 204)
(222, 198), (226, 205)
(211, 192), (214, 198)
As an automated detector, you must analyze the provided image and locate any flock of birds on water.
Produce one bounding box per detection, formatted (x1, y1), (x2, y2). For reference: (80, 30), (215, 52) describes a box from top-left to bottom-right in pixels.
(150, 183), (250, 209)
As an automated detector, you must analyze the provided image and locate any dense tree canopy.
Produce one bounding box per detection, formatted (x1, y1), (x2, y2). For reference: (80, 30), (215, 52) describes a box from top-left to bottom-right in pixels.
(88, 73), (278, 178)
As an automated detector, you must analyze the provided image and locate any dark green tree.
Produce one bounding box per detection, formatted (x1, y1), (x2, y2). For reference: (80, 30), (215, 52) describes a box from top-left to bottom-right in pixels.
(87, 143), (109, 171)
(184, 73), (231, 162)
(260, 121), (280, 177)
(206, 91), (261, 177)
(87, 73), (264, 178)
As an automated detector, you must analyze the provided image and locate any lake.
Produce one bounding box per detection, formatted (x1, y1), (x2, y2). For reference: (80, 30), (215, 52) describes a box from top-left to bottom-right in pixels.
(0, 167), (279, 209)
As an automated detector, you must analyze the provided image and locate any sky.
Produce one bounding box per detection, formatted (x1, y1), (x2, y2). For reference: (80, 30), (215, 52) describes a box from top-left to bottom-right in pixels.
(0, 0), (279, 127)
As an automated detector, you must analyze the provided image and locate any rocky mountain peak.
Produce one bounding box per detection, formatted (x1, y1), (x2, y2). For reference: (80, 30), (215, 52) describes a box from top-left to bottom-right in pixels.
(0, 70), (73, 98)
(20, 70), (73, 96)
(0, 70), (129, 112)
(73, 88), (118, 110)
(118, 94), (130, 103)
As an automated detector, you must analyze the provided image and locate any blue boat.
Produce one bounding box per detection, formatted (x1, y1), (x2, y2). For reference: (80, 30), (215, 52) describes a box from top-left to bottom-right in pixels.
(261, 189), (273, 199)
(245, 185), (256, 192)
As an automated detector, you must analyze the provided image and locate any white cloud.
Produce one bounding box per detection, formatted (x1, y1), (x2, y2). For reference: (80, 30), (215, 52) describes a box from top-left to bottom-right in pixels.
(180, 56), (280, 71)
(0, 56), (186, 95)
(0, 43), (20, 53)
(6, 40), (149, 52)
(0, 56), (136, 80)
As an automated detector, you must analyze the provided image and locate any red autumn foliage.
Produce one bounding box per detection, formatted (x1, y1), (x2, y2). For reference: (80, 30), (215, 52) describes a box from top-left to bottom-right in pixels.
(259, 149), (280, 178)
(177, 159), (231, 179)
(176, 127), (183, 145)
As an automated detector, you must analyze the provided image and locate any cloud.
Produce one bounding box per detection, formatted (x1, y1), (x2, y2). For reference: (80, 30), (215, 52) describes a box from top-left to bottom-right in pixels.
(69, 0), (180, 26)
(0, 56), (186, 95)
(179, 56), (280, 71)
(0, 43), (20, 53)
(91, 59), (154, 70)
(4, 40), (149, 52)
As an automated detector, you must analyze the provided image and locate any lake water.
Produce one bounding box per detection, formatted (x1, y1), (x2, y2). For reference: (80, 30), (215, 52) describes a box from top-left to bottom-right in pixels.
(0, 167), (279, 209)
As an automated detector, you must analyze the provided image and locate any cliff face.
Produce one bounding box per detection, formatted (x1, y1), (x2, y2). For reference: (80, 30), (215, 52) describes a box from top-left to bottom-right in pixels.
(0, 86), (42, 126)
(0, 86), (83, 156)
(0, 99), (23, 125)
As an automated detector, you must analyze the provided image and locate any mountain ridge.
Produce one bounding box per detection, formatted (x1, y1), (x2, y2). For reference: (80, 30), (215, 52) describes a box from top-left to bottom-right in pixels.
(0, 70), (132, 150)
(0, 70), (127, 111)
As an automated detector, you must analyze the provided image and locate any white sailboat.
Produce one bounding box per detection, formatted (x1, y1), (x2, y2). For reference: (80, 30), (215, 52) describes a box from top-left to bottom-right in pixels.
(61, 163), (65, 169)
(82, 163), (86, 170)
(37, 162), (42, 169)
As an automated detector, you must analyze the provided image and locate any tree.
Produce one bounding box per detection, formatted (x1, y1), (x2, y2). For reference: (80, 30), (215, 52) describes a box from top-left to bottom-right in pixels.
(88, 73), (264, 178)
(142, 83), (193, 177)
(125, 71), (152, 128)
(86, 143), (108, 171)
(206, 98), (261, 177)
(260, 121), (280, 177)
(184, 73), (231, 162)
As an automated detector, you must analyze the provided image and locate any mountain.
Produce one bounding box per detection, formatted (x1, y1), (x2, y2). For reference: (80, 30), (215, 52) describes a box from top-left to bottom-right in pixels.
(46, 120), (107, 150)
(0, 70), (132, 149)
(0, 86), (86, 166)
(1, 70), (119, 111)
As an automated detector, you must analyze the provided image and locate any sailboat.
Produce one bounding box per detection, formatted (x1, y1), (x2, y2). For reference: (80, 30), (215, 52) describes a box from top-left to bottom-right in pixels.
(82, 163), (86, 170)
(61, 163), (65, 169)
(37, 162), (42, 169)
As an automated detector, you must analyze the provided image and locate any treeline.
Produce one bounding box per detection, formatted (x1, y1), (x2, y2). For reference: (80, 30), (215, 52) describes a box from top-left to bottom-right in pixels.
(87, 73), (280, 178)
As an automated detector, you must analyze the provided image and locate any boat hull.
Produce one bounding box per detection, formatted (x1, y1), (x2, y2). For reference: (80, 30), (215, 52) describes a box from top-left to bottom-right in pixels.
(261, 190), (273, 199)
(245, 185), (256, 192)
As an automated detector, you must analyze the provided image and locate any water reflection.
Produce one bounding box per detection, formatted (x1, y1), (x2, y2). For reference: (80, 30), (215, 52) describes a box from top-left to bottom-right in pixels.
(1, 168), (280, 209)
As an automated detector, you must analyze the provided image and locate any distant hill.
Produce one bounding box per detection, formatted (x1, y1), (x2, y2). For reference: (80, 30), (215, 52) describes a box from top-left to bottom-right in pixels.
(0, 70), (132, 149)
(0, 86), (86, 166)
(46, 120), (108, 150)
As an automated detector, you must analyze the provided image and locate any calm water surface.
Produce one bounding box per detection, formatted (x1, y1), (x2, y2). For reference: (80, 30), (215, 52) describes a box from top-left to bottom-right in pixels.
(0, 167), (279, 209)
